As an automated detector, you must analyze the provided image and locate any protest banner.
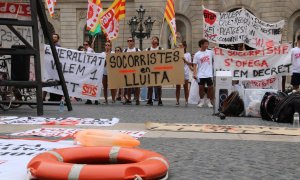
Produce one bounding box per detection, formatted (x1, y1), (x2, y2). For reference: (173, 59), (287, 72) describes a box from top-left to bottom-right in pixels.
(0, 2), (44, 80)
(43, 45), (105, 100)
(107, 48), (185, 89)
(203, 7), (284, 49)
(213, 44), (292, 80)
(0, 116), (119, 126)
(0, 139), (76, 180)
(10, 128), (147, 139)
(146, 122), (300, 136)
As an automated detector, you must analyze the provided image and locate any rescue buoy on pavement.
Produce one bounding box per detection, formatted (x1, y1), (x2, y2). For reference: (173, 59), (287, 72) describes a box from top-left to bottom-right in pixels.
(27, 146), (169, 180)
(74, 129), (140, 147)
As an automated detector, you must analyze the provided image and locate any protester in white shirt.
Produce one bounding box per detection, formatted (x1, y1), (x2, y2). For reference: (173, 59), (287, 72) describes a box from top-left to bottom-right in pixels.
(146, 36), (163, 106)
(193, 38), (214, 108)
(175, 41), (193, 106)
(123, 37), (141, 105)
(291, 35), (300, 90)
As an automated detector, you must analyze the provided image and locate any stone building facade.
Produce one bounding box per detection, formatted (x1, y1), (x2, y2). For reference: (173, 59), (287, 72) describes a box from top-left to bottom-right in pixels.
(47, 0), (300, 53)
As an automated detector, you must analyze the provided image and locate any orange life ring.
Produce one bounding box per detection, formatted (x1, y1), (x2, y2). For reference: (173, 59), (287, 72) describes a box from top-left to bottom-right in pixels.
(74, 129), (140, 147)
(27, 146), (169, 180)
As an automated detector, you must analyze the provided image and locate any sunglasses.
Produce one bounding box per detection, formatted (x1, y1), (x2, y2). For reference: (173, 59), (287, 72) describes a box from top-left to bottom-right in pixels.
(105, 44), (111, 46)
(127, 40), (133, 42)
(115, 49), (121, 51)
(83, 43), (88, 46)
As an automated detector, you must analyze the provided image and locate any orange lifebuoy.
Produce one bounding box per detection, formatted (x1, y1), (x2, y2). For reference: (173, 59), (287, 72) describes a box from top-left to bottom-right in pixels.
(74, 129), (140, 147)
(27, 146), (169, 180)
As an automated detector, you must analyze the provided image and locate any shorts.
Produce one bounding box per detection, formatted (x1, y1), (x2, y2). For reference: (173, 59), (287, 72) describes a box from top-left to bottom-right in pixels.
(291, 73), (300, 85)
(198, 77), (213, 86)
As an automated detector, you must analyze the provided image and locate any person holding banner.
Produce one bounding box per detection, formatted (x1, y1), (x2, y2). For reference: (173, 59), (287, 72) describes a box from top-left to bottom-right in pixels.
(102, 41), (117, 104)
(115, 46), (126, 102)
(146, 36), (163, 106)
(291, 35), (300, 90)
(176, 41), (193, 106)
(123, 38), (141, 105)
(193, 38), (214, 108)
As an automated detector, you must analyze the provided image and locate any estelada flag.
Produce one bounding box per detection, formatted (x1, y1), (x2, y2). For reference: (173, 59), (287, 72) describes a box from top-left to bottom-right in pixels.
(164, 0), (177, 45)
(87, 0), (103, 31)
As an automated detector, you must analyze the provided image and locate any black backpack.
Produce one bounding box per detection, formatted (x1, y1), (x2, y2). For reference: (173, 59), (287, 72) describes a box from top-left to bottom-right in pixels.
(260, 92), (287, 121)
(124, 48), (139, 52)
(272, 92), (300, 123)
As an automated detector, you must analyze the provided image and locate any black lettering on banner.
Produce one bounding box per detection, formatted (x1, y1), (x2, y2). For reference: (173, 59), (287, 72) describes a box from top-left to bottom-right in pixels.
(140, 67), (150, 73)
(76, 64), (85, 76)
(161, 71), (170, 83)
(139, 74), (146, 85)
(157, 52), (165, 63)
(66, 50), (72, 59)
(45, 46), (51, 55)
(165, 52), (172, 63)
(173, 50), (180, 62)
(124, 75), (132, 86)
(89, 69), (97, 80)
(152, 72), (160, 84)
(90, 56), (98, 66)
(70, 82), (79, 92)
(58, 49), (66, 58)
(110, 56), (116, 68)
(150, 53), (156, 64)
(71, 52), (78, 61)
(140, 55), (146, 65)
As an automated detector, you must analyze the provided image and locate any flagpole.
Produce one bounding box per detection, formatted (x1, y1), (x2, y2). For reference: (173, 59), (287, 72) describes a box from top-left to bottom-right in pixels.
(159, 17), (165, 44)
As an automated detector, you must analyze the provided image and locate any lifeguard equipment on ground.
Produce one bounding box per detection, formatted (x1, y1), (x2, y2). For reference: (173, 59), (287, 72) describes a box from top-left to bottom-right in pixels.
(74, 129), (140, 147)
(27, 146), (169, 180)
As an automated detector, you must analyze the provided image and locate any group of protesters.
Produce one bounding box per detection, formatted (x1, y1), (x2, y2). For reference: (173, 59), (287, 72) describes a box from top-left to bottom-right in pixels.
(45, 33), (300, 108)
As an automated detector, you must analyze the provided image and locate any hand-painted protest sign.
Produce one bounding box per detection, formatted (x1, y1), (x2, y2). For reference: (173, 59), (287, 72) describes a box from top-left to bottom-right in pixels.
(0, 2), (44, 81)
(107, 49), (185, 89)
(213, 44), (292, 80)
(0, 139), (76, 180)
(10, 128), (147, 139)
(203, 7), (284, 49)
(43, 45), (105, 100)
(0, 116), (119, 126)
(146, 122), (300, 136)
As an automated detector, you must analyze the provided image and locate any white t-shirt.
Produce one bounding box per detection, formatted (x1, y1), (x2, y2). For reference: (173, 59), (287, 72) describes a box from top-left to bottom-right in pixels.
(291, 47), (300, 73)
(193, 49), (214, 78)
(86, 47), (95, 53)
(184, 52), (192, 80)
(123, 47), (141, 52)
(145, 46), (163, 51)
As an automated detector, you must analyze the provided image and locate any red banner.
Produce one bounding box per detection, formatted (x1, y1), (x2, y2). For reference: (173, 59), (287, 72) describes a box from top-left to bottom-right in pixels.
(0, 2), (31, 17)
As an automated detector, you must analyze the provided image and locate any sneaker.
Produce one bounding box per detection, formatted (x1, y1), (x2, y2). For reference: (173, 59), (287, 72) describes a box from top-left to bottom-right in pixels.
(176, 102), (180, 106)
(85, 100), (92, 104)
(206, 99), (213, 108)
(136, 100), (140, 105)
(158, 100), (163, 106)
(123, 100), (132, 105)
(197, 99), (205, 108)
(146, 100), (153, 106)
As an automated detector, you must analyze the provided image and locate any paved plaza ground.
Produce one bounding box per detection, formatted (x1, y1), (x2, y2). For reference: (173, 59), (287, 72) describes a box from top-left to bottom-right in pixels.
(1, 89), (300, 179)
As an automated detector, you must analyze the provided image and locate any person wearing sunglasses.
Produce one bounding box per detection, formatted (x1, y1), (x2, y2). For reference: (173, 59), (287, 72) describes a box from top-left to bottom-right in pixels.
(122, 38), (141, 105)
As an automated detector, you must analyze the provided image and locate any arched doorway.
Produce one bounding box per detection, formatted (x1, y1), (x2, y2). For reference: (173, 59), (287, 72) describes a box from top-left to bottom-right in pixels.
(288, 10), (300, 47)
(83, 25), (106, 52)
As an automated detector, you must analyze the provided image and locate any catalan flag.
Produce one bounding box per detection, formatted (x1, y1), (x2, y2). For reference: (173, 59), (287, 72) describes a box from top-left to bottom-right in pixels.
(164, 0), (177, 44)
(111, 0), (126, 20)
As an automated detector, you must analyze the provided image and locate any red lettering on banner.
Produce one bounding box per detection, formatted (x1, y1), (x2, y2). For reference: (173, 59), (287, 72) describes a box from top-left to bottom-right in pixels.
(226, 58), (269, 68)
(228, 50), (263, 57)
(295, 53), (300, 59)
(250, 77), (276, 88)
(82, 84), (98, 97)
(214, 48), (224, 56)
(266, 45), (289, 55)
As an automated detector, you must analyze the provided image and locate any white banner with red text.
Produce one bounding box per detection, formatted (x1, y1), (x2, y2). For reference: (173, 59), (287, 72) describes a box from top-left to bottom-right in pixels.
(213, 44), (292, 80)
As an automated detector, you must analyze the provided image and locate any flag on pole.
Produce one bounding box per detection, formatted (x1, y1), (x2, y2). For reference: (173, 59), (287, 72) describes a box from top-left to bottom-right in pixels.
(87, 0), (103, 31)
(46, 0), (55, 17)
(111, 0), (126, 20)
(164, 0), (177, 45)
(99, 0), (126, 40)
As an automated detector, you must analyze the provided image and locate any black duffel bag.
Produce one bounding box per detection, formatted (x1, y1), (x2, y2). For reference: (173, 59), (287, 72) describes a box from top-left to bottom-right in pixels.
(260, 91), (287, 121)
